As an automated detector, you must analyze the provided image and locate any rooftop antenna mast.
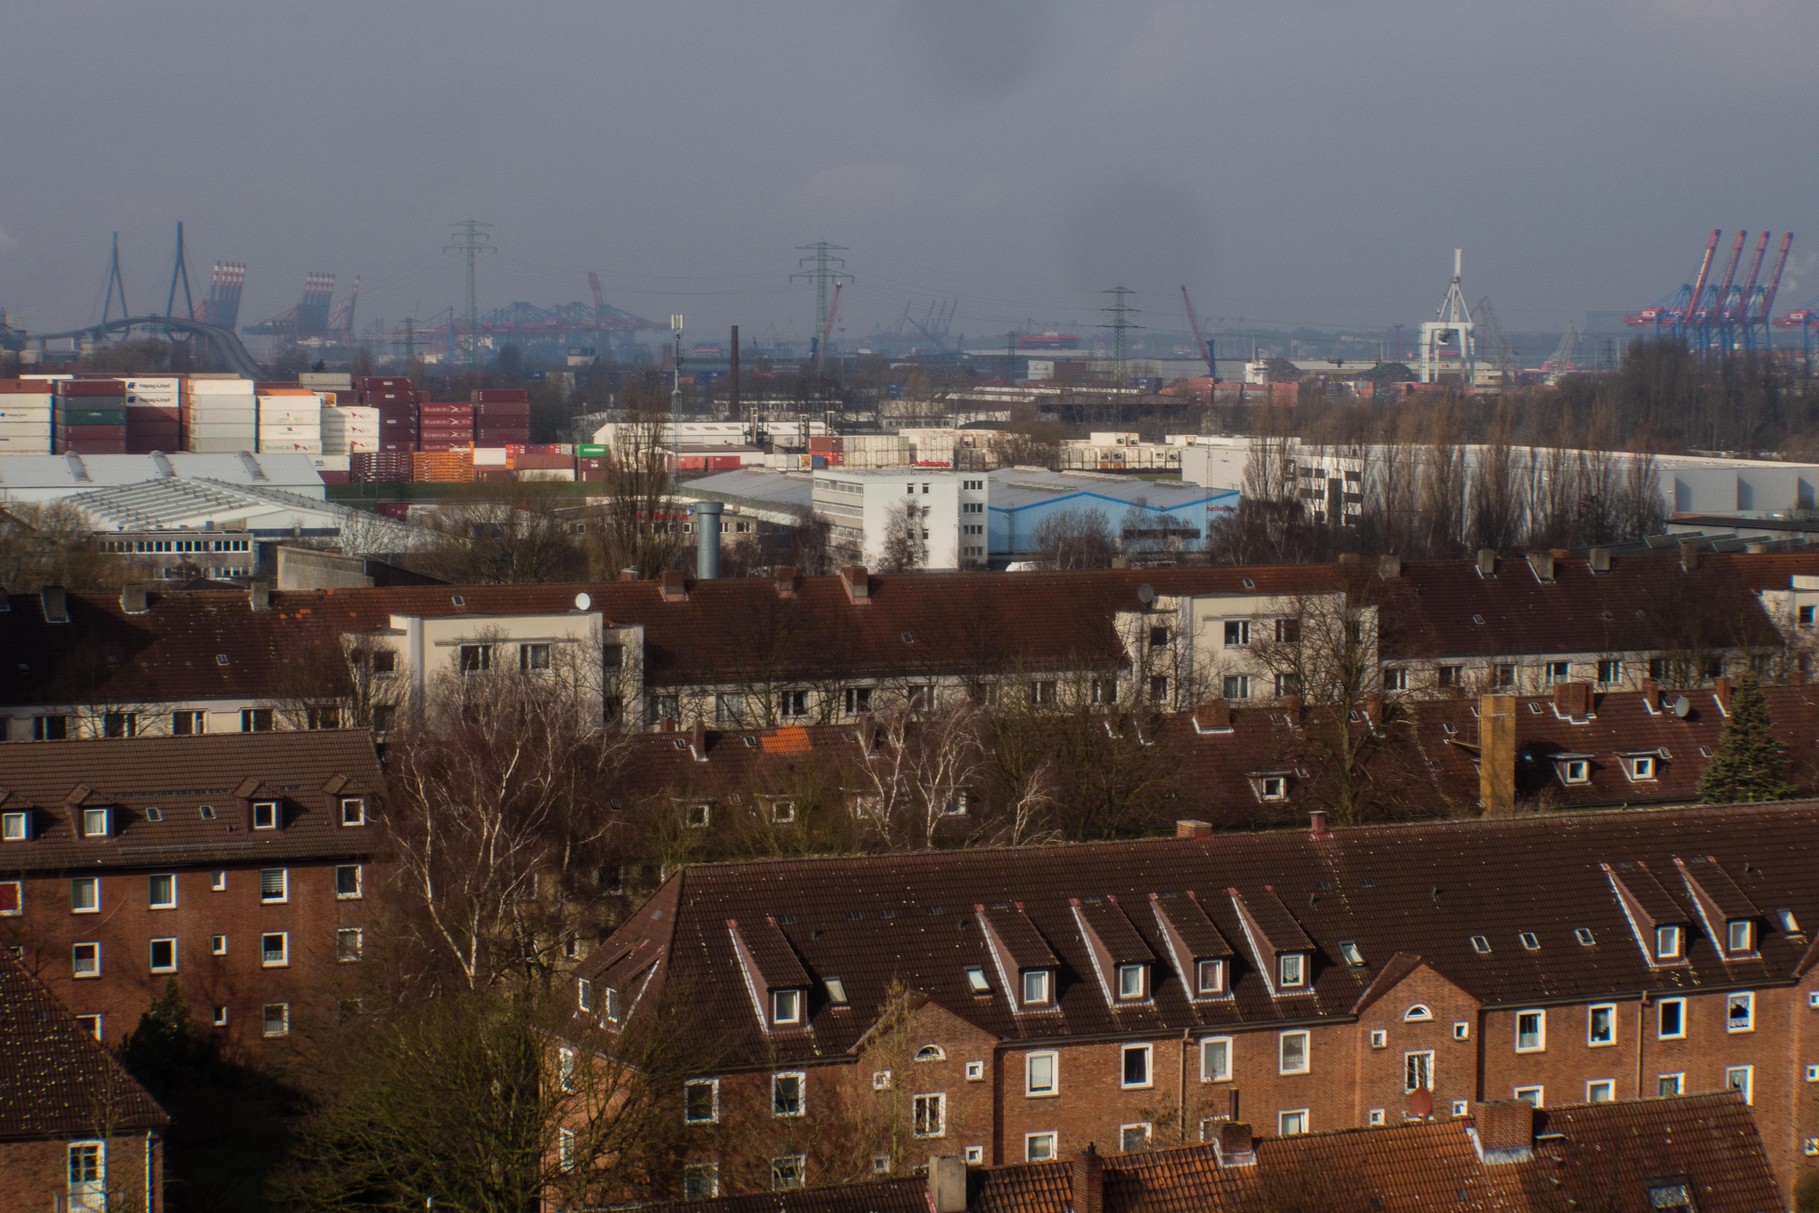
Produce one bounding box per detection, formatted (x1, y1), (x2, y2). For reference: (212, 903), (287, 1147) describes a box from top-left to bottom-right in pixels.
(1419, 248), (1476, 385)
(444, 219), (496, 370)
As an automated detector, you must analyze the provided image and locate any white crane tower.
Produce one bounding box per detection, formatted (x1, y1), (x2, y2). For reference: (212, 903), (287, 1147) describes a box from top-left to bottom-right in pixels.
(1419, 248), (1477, 384)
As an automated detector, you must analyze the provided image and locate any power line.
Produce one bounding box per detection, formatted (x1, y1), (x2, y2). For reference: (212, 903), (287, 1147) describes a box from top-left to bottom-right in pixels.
(790, 241), (853, 371)
(444, 219), (496, 370)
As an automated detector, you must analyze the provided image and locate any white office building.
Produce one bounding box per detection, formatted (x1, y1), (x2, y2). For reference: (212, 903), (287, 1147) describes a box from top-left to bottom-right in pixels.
(811, 468), (989, 570)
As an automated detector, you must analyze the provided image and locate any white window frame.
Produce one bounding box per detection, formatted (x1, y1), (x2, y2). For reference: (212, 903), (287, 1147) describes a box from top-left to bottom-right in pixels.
(771, 987), (803, 1026)
(259, 868), (288, 904)
(1657, 1072), (1685, 1097)
(71, 876), (100, 914)
(82, 807), (111, 838)
(1655, 924), (1683, 961)
(1, 811), (28, 841)
(148, 872), (176, 910)
(1022, 968), (1052, 1006)
(1116, 962), (1146, 1001)
(211, 934), (227, 956)
(1195, 958), (1226, 996)
(1513, 1085), (1544, 1107)
(1278, 952), (1305, 988)
(1585, 1079), (1615, 1103)
(0, 879), (18, 916)
(1726, 1064), (1754, 1105)
(68, 1141), (105, 1212)
(1561, 759), (1590, 785)
(577, 978), (593, 1014)
(149, 937), (177, 974)
(261, 931), (289, 968)
(1278, 1029), (1311, 1075)
(1024, 1132), (1058, 1162)
(1404, 1050), (1434, 1093)
(1278, 1109), (1309, 1137)
(72, 941), (101, 977)
(335, 864), (363, 900)
(336, 927), (364, 963)
(1120, 1042), (1153, 1089)
(1369, 1029), (1387, 1049)
(770, 1155), (806, 1192)
(262, 1002), (290, 1038)
(1587, 1003), (1617, 1047)
(1026, 1050), (1058, 1097)
(1728, 919), (1755, 955)
(210, 869), (227, 892)
(339, 797), (367, 827)
(557, 1126), (576, 1173)
(1119, 1122), (1151, 1152)
(1200, 1036), (1232, 1083)
(1658, 997), (1686, 1040)
(1515, 1009), (1546, 1053)
(251, 799), (279, 830)
(1727, 991), (1755, 1034)
(912, 1092), (947, 1139)
(684, 1078), (719, 1124)
(683, 1163), (720, 1199)
(771, 1071), (806, 1118)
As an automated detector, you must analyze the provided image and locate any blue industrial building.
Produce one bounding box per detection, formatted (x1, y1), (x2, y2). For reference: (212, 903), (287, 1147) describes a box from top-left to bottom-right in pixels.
(987, 468), (1239, 561)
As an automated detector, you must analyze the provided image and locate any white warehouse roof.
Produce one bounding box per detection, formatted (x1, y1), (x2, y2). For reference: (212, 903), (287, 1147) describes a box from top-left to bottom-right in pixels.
(0, 452), (324, 502)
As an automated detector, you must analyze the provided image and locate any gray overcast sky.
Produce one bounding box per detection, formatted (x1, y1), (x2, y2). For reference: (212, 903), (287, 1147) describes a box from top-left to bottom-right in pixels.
(3, 0), (1815, 346)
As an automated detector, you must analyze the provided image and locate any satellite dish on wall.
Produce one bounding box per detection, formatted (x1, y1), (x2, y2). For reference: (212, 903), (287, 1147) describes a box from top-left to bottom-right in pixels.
(574, 592), (592, 612)
(1672, 695), (1691, 719)
(1137, 583), (1155, 606)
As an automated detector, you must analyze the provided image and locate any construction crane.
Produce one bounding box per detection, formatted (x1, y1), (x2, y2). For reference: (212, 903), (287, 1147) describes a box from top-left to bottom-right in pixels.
(1545, 325), (1581, 382)
(1180, 286), (1218, 378)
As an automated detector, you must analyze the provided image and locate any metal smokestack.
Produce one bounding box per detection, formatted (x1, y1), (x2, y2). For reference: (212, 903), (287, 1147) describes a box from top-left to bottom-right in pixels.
(730, 325), (740, 419)
(695, 500), (723, 580)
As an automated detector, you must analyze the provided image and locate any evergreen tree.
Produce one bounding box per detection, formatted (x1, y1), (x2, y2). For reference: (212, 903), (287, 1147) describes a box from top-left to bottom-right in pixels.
(1698, 673), (1793, 804)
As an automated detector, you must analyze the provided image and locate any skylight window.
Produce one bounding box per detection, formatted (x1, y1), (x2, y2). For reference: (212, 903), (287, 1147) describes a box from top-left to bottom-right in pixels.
(1470, 935), (1491, 954)
(1574, 927), (1596, 946)
(1519, 932), (1540, 951)
(964, 966), (990, 995)
(1338, 941), (1365, 968)
(824, 977), (848, 1005)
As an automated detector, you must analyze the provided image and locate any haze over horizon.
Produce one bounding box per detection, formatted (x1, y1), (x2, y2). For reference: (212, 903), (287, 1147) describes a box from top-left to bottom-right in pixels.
(3, 0), (1815, 347)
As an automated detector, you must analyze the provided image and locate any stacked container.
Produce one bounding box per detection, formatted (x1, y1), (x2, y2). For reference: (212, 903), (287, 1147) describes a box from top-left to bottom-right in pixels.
(350, 450), (414, 483)
(411, 448), (475, 482)
(361, 377), (418, 453)
(418, 402), (475, 451)
(321, 405), (380, 455)
(473, 388), (530, 446)
(121, 376), (183, 453)
(185, 377), (257, 452)
(0, 380), (54, 454)
(256, 387), (324, 453)
(54, 379), (128, 454)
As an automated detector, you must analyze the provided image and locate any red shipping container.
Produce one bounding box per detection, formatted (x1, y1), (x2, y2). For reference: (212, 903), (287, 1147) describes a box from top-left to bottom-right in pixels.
(57, 380), (127, 398)
(317, 470), (351, 485)
(361, 377), (413, 391)
(472, 388), (530, 403)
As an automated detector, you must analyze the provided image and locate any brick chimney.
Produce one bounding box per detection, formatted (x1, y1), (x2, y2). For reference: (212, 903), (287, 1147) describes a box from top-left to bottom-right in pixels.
(927, 1155), (968, 1213)
(1640, 677), (1660, 712)
(1552, 680), (1592, 720)
(1176, 819), (1213, 839)
(773, 566), (800, 598)
(1679, 540), (1701, 571)
(1472, 1100), (1536, 1164)
(840, 565), (871, 605)
(687, 719), (708, 763)
(247, 581), (270, 612)
(657, 570), (688, 603)
(1212, 1120), (1255, 1168)
(1589, 546), (1612, 574)
(1363, 693), (1384, 726)
(1476, 549), (1497, 578)
(1378, 554), (1402, 579)
(1714, 675), (1734, 715)
(1193, 701), (1233, 734)
(1479, 694), (1517, 818)
(1071, 1146), (1104, 1213)
(1282, 694), (1304, 726)
(1525, 551), (1556, 583)
(1309, 810), (1332, 840)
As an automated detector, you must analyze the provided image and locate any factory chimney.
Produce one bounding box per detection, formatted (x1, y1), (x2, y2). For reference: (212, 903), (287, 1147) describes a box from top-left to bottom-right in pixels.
(695, 500), (724, 580)
(730, 325), (741, 421)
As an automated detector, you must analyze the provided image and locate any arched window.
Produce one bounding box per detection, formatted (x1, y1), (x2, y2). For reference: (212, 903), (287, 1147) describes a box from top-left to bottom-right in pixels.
(1403, 1004), (1433, 1022)
(914, 1045), (945, 1063)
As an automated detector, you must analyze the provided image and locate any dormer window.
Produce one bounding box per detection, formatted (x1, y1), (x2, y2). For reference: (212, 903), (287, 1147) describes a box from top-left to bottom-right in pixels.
(1656, 925), (1683, 960)
(577, 978), (593, 1013)
(1021, 969), (1053, 1006)
(1727, 919), (1755, 956)
(771, 988), (803, 1026)
(1, 811), (29, 841)
(1620, 753), (1658, 782)
(251, 800), (279, 830)
(1195, 959), (1226, 996)
(1257, 774), (1288, 802)
(339, 797), (367, 827)
(82, 807), (111, 838)
(1558, 758), (1591, 785)
(1116, 963), (1147, 1001)
(1277, 953), (1306, 988)
(604, 986), (624, 1024)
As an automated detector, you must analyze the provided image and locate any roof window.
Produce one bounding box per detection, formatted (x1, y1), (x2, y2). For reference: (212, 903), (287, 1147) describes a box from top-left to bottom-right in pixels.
(1519, 932), (1540, 951)
(1470, 935), (1491, 954)
(824, 977), (848, 1005)
(964, 966), (990, 995)
(1574, 927), (1596, 945)
(1338, 940), (1365, 968)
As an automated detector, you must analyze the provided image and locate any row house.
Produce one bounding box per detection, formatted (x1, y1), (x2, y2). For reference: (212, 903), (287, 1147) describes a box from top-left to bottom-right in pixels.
(3, 550), (1817, 741)
(568, 802), (1819, 1200)
(0, 730), (384, 1054)
(0, 947), (168, 1213)
(629, 1092), (1780, 1213)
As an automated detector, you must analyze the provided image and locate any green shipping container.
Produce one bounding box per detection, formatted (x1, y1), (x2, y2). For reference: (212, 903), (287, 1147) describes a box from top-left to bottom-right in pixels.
(60, 408), (127, 425)
(576, 443), (607, 457)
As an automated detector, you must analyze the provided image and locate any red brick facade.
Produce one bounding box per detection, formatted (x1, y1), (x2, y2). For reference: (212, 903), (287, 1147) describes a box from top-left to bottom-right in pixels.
(0, 1134), (163, 1213)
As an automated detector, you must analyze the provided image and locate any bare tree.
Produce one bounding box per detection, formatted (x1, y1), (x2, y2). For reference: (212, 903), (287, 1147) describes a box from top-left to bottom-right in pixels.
(848, 698), (986, 849)
(592, 381), (689, 579)
(409, 480), (588, 584)
(1030, 507), (1117, 569)
(877, 498), (928, 572)
(0, 501), (127, 591)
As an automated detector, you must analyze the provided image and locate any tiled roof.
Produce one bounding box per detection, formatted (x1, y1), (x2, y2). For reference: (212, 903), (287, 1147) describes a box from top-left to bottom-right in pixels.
(639, 1093), (1775, 1213)
(579, 802), (1819, 1066)
(0, 946), (166, 1140)
(0, 730), (384, 871)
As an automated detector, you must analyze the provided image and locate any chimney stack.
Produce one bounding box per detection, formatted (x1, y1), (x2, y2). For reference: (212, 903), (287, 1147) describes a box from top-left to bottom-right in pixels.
(1525, 551), (1556, 583)
(1309, 810), (1332, 840)
(1552, 680), (1592, 720)
(658, 570), (688, 603)
(1479, 694), (1517, 818)
(247, 581), (270, 612)
(1589, 546), (1611, 574)
(1472, 1100), (1537, 1164)
(1378, 554), (1402, 579)
(729, 325), (741, 417)
(927, 1155), (967, 1213)
(1476, 549), (1497, 578)
(1679, 540), (1701, 571)
(1714, 675), (1734, 714)
(1071, 1146), (1104, 1213)
(694, 501), (723, 580)
(1212, 1120), (1255, 1167)
(841, 565), (871, 605)
(1175, 819), (1213, 839)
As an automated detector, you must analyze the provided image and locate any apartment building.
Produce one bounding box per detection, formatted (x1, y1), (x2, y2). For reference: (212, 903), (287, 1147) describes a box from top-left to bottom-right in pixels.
(0, 948), (167, 1213)
(629, 1093), (1779, 1212)
(3, 550), (1817, 740)
(0, 731), (384, 1054)
(568, 803), (1819, 1197)
(811, 469), (988, 570)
